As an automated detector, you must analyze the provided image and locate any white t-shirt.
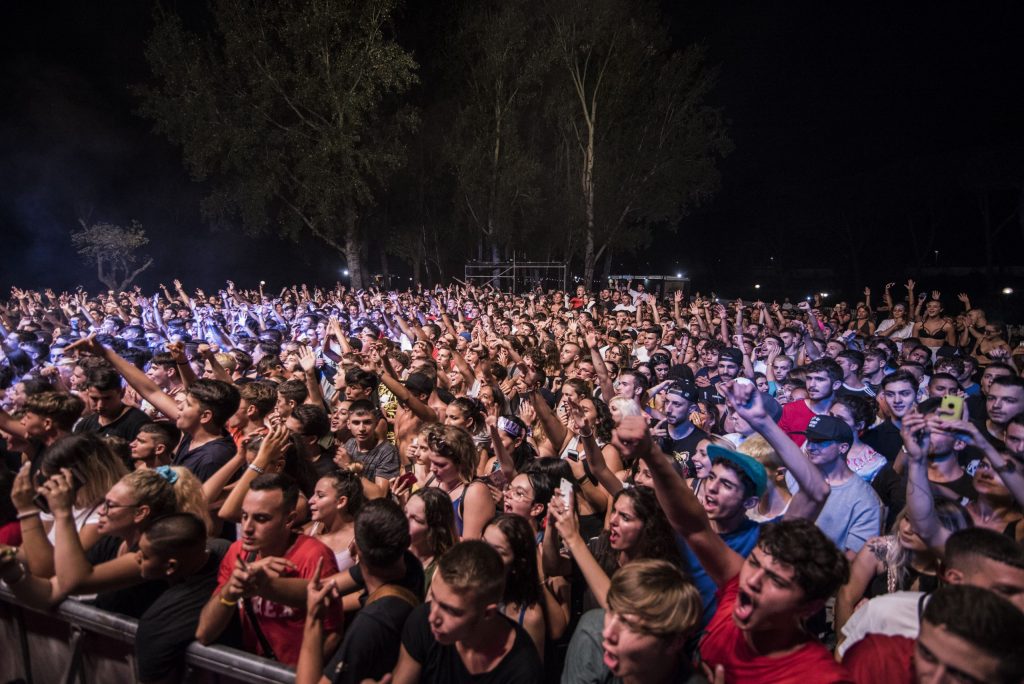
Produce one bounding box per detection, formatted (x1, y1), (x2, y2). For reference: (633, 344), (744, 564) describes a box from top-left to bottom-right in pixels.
(876, 319), (914, 340)
(838, 591), (927, 657)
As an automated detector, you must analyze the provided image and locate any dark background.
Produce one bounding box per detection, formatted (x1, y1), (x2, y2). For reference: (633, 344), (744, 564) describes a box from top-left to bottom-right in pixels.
(2, 1), (1023, 314)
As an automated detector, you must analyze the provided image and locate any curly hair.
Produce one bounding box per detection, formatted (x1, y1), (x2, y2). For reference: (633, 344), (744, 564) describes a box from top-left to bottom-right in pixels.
(592, 486), (684, 577)
(756, 519), (849, 602)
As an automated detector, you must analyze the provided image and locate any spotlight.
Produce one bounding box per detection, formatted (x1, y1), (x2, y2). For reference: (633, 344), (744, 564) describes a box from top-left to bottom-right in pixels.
(1002, 287), (1014, 295)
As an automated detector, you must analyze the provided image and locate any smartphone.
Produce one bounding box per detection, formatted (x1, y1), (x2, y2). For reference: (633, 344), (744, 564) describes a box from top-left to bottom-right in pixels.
(396, 470), (418, 490)
(32, 467), (85, 515)
(939, 395), (964, 422)
(559, 478), (573, 509)
(565, 449), (580, 462)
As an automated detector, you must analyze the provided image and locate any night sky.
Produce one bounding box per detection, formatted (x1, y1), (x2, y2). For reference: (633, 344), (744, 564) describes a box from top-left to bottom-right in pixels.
(2, 1), (1023, 309)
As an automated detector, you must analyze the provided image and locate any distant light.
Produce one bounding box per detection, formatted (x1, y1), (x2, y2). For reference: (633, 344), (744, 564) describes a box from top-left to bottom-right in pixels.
(342, 269), (350, 276)
(676, 272), (682, 278)
(754, 284), (761, 289)
(820, 292), (829, 298)
(1003, 287), (1014, 295)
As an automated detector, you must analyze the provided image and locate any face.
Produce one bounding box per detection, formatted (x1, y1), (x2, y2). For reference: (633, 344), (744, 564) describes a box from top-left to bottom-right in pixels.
(892, 304), (906, 319)
(614, 375), (639, 400)
(239, 489), (293, 554)
(717, 359), (740, 381)
(176, 393), (205, 432)
(913, 621), (1001, 684)
(71, 366), (88, 391)
(601, 610), (676, 679)
(925, 301), (941, 317)
(755, 375), (769, 393)
(896, 516), (927, 552)
(405, 495), (430, 548)
(19, 412), (47, 438)
(909, 348), (930, 365)
(577, 361), (597, 381)
(503, 473), (537, 518)
(699, 347), (719, 369)
(130, 431), (161, 464)
(973, 459), (1012, 499)
(136, 535), (173, 580)
(952, 557), (1024, 612)
(482, 525), (515, 568)
(444, 404), (471, 429)
(428, 453), (460, 487)
(146, 363), (172, 387)
(348, 412), (376, 445)
(771, 357), (792, 380)
(703, 463), (752, 522)
(88, 387), (125, 420)
(882, 381), (917, 418)
(733, 546), (808, 631)
(804, 371), (838, 402)
(662, 393), (693, 427)
(804, 439), (848, 469)
(559, 344), (580, 366)
(608, 496), (643, 552)
(825, 341), (845, 359)
(330, 401), (351, 432)
(692, 440), (713, 479)
(981, 367), (1012, 395)
(427, 573), (489, 645)
(828, 402), (860, 434)
(1005, 423), (1024, 460)
(862, 354), (883, 376)
(97, 481), (140, 537)
(928, 377), (960, 398)
(605, 346), (623, 365)
(987, 385), (1024, 425)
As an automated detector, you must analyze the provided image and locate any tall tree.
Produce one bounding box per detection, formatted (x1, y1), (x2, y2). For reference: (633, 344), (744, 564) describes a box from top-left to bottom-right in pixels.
(136, 0), (417, 289)
(71, 219), (153, 291)
(547, 0), (732, 284)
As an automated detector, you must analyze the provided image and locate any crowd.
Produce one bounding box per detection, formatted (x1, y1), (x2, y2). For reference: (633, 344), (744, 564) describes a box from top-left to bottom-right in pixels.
(0, 277), (1023, 683)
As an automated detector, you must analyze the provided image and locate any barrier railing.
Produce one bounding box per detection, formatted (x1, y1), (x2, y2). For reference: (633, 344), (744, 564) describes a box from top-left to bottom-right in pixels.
(0, 585), (295, 684)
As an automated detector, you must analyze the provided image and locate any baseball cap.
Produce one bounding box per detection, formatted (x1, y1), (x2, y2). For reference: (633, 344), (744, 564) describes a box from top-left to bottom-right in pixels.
(800, 415), (854, 444)
(719, 347), (744, 366)
(665, 380), (697, 402)
(706, 444), (768, 497)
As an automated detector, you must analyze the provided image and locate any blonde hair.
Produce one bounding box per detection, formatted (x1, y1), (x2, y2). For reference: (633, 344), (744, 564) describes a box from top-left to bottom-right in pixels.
(214, 352), (238, 372)
(169, 467), (214, 534)
(737, 435), (781, 470)
(606, 559), (702, 637)
(120, 469), (177, 521)
(609, 396), (644, 419)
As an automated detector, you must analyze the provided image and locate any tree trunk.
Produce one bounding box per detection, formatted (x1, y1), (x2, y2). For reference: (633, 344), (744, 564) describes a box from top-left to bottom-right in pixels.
(344, 209), (366, 290)
(601, 249), (613, 284)
(582, 119), (597, 288)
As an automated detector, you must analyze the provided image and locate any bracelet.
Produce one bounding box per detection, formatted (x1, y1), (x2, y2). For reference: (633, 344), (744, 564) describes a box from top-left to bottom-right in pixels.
(578, 430), (594, 439)
(247, 464), (265, 475)
(16, 510), (41, 521)
(219, 594), (239, 607)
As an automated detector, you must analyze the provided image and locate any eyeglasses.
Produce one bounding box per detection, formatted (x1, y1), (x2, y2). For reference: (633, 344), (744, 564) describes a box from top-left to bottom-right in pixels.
(505, 487), (534, 502)
(100, 500), (139, 513)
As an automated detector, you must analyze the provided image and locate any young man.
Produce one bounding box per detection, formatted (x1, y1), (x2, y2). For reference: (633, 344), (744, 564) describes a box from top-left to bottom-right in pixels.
(73, 367), (152, 441)
(698, 348), (743, 405)
(286, 404), (334, 477)
(129, 422), (182, 469)
(926, 372), (960, 398)
(227, 380), (276, 446)
(614, 414), (850, 682)
(965, 361), (1013, 422)
(979, 375), (1024, 450)
(379, 540), (542, 683)
(860, 349), (887, 394)
(139, 352), (185, 419)
(342, 399), (400, 489)
(658, 381), (708, 474)
(900, 400), (976, 502)
(274, 378), (309, 423)
(297, 499), (421, 684)
(777, 358), (843, 446)
(835, 350), (874, 399)
(196, 474), (341, 666)
(862, 370), (919, 463)
(0, 391), (83, 469)
(843, 584), (1024, 684)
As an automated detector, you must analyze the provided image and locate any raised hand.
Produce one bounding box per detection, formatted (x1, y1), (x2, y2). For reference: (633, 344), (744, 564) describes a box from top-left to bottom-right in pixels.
(64, 334), (107, 358)
(297, 346), (317, 373)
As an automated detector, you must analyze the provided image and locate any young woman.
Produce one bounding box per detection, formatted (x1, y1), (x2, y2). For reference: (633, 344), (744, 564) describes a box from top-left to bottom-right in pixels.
(404, 486), (458, 593)
(483, 514), (548, 658)
(304, 469), (364, 572)
(420, 423), (494, 539)
(913, 299), (956, 354)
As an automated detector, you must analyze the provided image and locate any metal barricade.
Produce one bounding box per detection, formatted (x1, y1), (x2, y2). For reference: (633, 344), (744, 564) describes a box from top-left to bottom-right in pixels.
(0, 585), (295, 684)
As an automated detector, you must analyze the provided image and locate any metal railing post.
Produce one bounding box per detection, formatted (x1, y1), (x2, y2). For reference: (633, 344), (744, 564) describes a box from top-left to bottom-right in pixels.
(62, 625), (84, 684)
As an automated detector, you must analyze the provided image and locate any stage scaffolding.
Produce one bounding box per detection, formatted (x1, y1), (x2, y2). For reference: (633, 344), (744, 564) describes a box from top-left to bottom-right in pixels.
(463, 260), (567, 293)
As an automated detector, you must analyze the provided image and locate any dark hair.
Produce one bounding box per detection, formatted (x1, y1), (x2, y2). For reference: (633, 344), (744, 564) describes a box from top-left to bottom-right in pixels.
(928, 372), (960, 389)
(711, 457), (758, 499)
(832, 394), (876, 432)
(945, 527), (1024, 571)
(149, 352), (177, 369)
(437, 541), (506, 604)
(756, 519), (849, 602)
(991, 375), (1024, 393)
(85, 367), (123, 393)
(186, 379), (241, 428)
(880, 369), (919, 393)
(344, 368), (378, 392)
(486, 514), (542, 608)
(354, 498), (410, 568)
(448, 397), (484, 432)
(291, 404), (330, 439)
(921, 585), (1024, 684)
(347, 399), (376, 417)
(804, 358), (843, 385)
(277, 378), (309, 405)
(23, 392), (84, 431)
(248, 473), (300, 514)
(142, 513), (207, 558)
(593, 487), (683, 577)
(239, 381), (278, 416)
(320, 469), (365, 517)
(410, 487), (459, 559)
(405, 372), (434, 397)
(835, 350), (864, 373)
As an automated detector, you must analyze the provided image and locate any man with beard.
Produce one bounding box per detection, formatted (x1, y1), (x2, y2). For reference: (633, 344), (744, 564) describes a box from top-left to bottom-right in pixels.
(977, 376), (1024, 451)
(658, 381), (707, 475)
(778, 358), (843, 446)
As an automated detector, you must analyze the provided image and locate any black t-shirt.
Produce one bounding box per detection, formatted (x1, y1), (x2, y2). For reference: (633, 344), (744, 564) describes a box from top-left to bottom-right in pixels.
(174, 433), (236, 482)
(325, 594), (418, 684)
(862, 420), (903, 463)
(86, 536), (166, 619)
(401, 602), (543, 683)
(135, 539), (229, 683)
(349, 550), (425, 601)
(869, 464), (906, 531)
(931, 472), (977, 504)
(659, 426), (709, 477)
(74, 406), (153, 442)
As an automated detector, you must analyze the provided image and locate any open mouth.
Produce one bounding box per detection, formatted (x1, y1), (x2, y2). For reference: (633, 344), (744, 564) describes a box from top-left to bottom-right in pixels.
(734, 588), (755, 623)
(602, 645), (620, 672)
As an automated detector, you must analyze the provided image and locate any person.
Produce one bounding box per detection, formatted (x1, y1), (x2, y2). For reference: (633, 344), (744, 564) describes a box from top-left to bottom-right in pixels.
(129, 421), (182, 469)
(777, 358), (843, 446)
(614, 414), (852, 682)
(304, 468), (364, 573)
(657, 381), (709, 475)
(286, 404), (335, 477)
(835, 350), (874, 399)
(419, 423), (494, 539)
(843, 584), (1024, 684)
(862, 370), (919, 463)
(912, 298), (955, 355)
(979, 375), (1024, 450)
(227, 380), (276, 446)
(297, 499), (421, 684)
(74, 367), (153, 441)
(376, 540), (543, 683)
(404, 486), (459, 594)
(341, 399), (400, 490)
(483, 514), (548, 657)
(196, 473), (342, 666)
(0, 391), (83, 473)
(561, 560), (704, 684)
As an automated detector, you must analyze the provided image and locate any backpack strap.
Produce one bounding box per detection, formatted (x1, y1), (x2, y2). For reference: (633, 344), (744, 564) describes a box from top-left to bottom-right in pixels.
(365, 583), (420, 609)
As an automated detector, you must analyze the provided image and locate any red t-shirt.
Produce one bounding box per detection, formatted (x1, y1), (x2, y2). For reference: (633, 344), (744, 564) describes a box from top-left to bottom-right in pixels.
(0, 521), (21, 546)
(777, 400), (817, 446)
(698, 576), (852, 684)
(215, 535), (341, 666)
(842, 634), (914, 684)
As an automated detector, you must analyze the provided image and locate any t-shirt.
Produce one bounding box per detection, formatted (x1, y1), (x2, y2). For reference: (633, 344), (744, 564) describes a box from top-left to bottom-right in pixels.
(87, 536), (166, 618)
(324, 592), (418, 684)
(680, 520), (761, 627)
(135, 539), (229, 682)
(343, 438), (400, 481)
(659, 426), (709, 477)
(777, 400), (819, 447)
(930, 471), (977, 504)
(699, 576), (853, 683)
(837, 591), (926, 658)
(861, 421), (903, 463)
(174, 433), (237, 482)
(73, 405), (153, 442)
(841, 634), (915, 684)
(214, 535), (342, 666)
(401, 602), (543, 683)
(787, 473), (882, 553)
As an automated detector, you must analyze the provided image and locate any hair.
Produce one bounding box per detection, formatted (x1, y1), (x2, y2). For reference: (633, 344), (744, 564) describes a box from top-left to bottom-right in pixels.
(345, 368), (379, 392)
(608, 396), (644, 420)
(120, 468), (178, 523)
(448, 397), (485, 433)
(347, 398), (376, 418)
(231, 348), (254, 373)
(835, 350), (864, 374)
(928, 372), (960, 389)
(149, 352), (177, 369)
(592, 487), (683, 577)
(405, 372), (435, 397)
(945, 527), (1024, 572)
(606, 560), (702, 638)
(423, 423), (478, 482)
(755, 519), (849, 602)
(141, 513), (208, 559)
(354, 498), (411, 568)
(880, 369), (919, 393)
(248, 473), (300, 515)
(832, 394), (877, 433)
(137, 422), (182, 451)
(320, 469), (365, 518)
(23, 392), (84, 431)
(710, 456), (758, 499)
(804, 358), (843, 385)
(277, 378), (309, 405)
(486, 515), (543, 608)
(885, 502), (971, 588)
(618, 368), (649, 393)
(186, 379), (241, 428)
(102, 435), (133, 469)
(40, 434), (128, 509)
(169, 466), (214, 533)
(737, 434), (782, 472)
(256, 354), (284, 376)
(85, 367), (123, 393)
(991, 375), (1024, 393)
(436, 540), (506, 604)
(409, 487), (459, 560)
(238, 381), (278, 417)
(921, 584), (1024, 683)
(291, 404), (330, 439)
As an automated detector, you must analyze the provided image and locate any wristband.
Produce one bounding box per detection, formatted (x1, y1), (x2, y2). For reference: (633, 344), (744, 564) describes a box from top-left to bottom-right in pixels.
(17, 510), (41, 521)
(219, 594), (239, 607)
(247, 464), (265, 475)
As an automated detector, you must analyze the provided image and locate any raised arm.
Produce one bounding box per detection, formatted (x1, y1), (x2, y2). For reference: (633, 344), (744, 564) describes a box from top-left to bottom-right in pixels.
(900, 412), (949, 553)
(585, 330), (616, 405)
(218, 427), (291, 522)
(548, 491), (611, 609)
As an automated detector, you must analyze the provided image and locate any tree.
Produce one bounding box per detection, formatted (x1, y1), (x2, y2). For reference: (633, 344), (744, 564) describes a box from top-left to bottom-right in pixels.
(71, 219), (153, 291)
(547, 0), (731, 285)
(136, 0), (417, 289)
